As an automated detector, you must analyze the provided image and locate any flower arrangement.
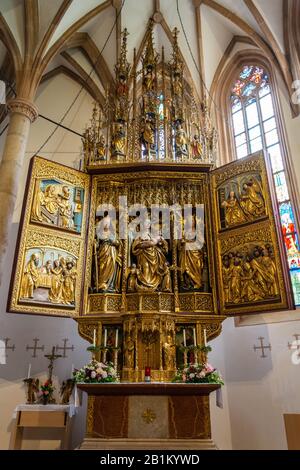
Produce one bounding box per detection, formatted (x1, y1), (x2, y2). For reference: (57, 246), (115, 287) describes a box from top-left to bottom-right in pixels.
(73, 359), (119, 383)
(39, 379), (55, 404)
(173, 363), (224, 385)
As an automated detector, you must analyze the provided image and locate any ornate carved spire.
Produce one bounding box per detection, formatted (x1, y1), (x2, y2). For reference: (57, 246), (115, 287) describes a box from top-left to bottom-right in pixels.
(169, 27), (183, 77)
(114, 28), (131, 83)
(142, 19), (159, 71)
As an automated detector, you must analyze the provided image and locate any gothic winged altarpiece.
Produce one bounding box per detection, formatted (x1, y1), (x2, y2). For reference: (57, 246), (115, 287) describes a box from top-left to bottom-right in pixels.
(7, 24), (294, 447)
(8, 24), (294, 383)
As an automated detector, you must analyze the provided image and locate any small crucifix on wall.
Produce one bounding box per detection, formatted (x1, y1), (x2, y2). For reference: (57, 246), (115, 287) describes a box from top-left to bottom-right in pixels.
(44, 347), (62, 381)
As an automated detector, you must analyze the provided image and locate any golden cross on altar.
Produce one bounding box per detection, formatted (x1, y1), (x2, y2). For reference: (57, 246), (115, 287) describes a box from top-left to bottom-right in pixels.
(142, 408), (156, 424)
(45, 346), (62, 381)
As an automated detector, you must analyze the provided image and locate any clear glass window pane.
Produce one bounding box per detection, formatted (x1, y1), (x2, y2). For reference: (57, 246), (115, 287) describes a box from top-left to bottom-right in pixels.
(232, 100), (242, 113)
(235, 133), (246, 147)
(250, 136), (263, 153)
(232, 110), (245, 136)
(265, 129), (279, 147)
(259, 84), (270, 98)
(246, 102), (259, 128)
(290, 270), (300, 306)
(263, 117), (276, 133)
(236, 144), (248, 159)
(259, 94), (274, 121)
(249, 125), (261, 140)
(268, 144), (284, 173)
(274, 171), (290, 202)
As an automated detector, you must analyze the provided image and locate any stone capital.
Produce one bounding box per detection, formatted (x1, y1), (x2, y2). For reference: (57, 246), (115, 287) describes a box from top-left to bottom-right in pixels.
(7, 98), (38, 123)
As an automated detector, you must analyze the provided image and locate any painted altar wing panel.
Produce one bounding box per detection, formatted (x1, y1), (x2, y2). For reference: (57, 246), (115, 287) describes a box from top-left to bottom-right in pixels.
(8, 156), (91, 317)
(210, 151), (295, 316)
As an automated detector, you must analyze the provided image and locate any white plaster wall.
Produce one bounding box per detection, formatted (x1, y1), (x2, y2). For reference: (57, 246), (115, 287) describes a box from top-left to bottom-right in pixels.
(221, 317), (300, 450)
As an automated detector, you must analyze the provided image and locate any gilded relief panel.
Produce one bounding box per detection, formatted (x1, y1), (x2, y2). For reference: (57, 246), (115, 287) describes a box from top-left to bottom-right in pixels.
(8, 157), (90, 317)
(211, 153), (293, 315)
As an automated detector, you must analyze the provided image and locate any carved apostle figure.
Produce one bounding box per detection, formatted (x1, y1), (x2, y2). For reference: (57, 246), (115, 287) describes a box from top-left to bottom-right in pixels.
(222, 191), (247, 227)
(175, 123), (188, 157)
(48, 259), (63, 303)
(191, 135), (203, 159)
(124, 335), (135, 369)
(61, 259), (77, 305)
(240, 179), (265, 218)
(163, 335), (175, 370)
(21, 253), (40, 299)
(178, 219), (204, 291)
(229, 258), (243, 304)
(96, 215), (122, 292)
(111, 122), (126, 157)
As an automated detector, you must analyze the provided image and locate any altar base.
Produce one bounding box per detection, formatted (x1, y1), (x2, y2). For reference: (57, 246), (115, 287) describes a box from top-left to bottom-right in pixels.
(79, 438), (217, 450)
(77, 383), (220, 450)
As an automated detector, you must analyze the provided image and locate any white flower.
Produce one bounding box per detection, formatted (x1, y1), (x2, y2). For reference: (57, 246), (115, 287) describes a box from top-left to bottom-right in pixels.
(101, 371), (108, 379)
(199, 371), (206, 378)
(189, 373), (195, 379)
(90, 371), (97, 379)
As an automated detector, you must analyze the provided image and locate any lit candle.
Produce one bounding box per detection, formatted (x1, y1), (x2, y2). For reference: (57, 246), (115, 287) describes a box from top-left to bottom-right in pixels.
(183, 329), (186, 347)
(93, 329), (96, 347)
(104, 328), (107, 347)
(204, 328), (207, 347)
(115, 329), (119, 348)
(193, 328), (197, 346)
(27, 363), (31, 379)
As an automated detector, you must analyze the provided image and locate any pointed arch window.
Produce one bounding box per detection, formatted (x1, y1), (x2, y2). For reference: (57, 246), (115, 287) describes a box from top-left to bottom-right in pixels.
(230, 65), (300, 306)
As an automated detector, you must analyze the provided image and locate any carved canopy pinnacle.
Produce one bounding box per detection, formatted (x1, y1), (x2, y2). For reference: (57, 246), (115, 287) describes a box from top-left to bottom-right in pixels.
(7, 98), (39, 123)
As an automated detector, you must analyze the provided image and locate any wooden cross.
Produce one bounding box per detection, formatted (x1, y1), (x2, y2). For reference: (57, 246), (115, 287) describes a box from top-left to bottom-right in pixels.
(253, 337), (271, 358)
(44, 347), (62, 381)
(288, 334), (300, 350)
(0, 338), (15, 359)
(26, 338), (44, 358)
(56, 339), (74, 358)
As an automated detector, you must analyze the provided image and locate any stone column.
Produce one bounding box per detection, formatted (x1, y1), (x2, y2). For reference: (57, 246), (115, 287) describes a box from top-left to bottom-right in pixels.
(0, 98), (38, 285)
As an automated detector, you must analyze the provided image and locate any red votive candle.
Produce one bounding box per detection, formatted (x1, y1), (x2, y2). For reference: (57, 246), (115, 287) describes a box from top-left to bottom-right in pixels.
(144, 366), (151, 382)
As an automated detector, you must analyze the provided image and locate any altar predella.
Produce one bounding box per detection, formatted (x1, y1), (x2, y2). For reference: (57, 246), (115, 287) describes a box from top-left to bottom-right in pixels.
(9, 22), (294, 384)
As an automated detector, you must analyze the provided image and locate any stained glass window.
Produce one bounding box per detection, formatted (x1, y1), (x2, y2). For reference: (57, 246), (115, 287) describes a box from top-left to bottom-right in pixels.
(231, 65), (300, 306)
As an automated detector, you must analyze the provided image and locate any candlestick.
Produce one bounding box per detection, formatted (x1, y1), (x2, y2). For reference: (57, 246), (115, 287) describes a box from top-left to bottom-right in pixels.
(104, 328), (107, 347)
(193, 327), (197, 346)
(183, 328), (186, 347)
(115, 328), (118, 348)
(27, 363), (31, 379)
(93, 329), (96, 347)
(204, 328), (207, 347)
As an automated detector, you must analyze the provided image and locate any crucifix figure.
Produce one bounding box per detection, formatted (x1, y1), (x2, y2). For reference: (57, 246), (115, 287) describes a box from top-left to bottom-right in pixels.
(253, 337), (271, 358)
(44, 347), (62, 381)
